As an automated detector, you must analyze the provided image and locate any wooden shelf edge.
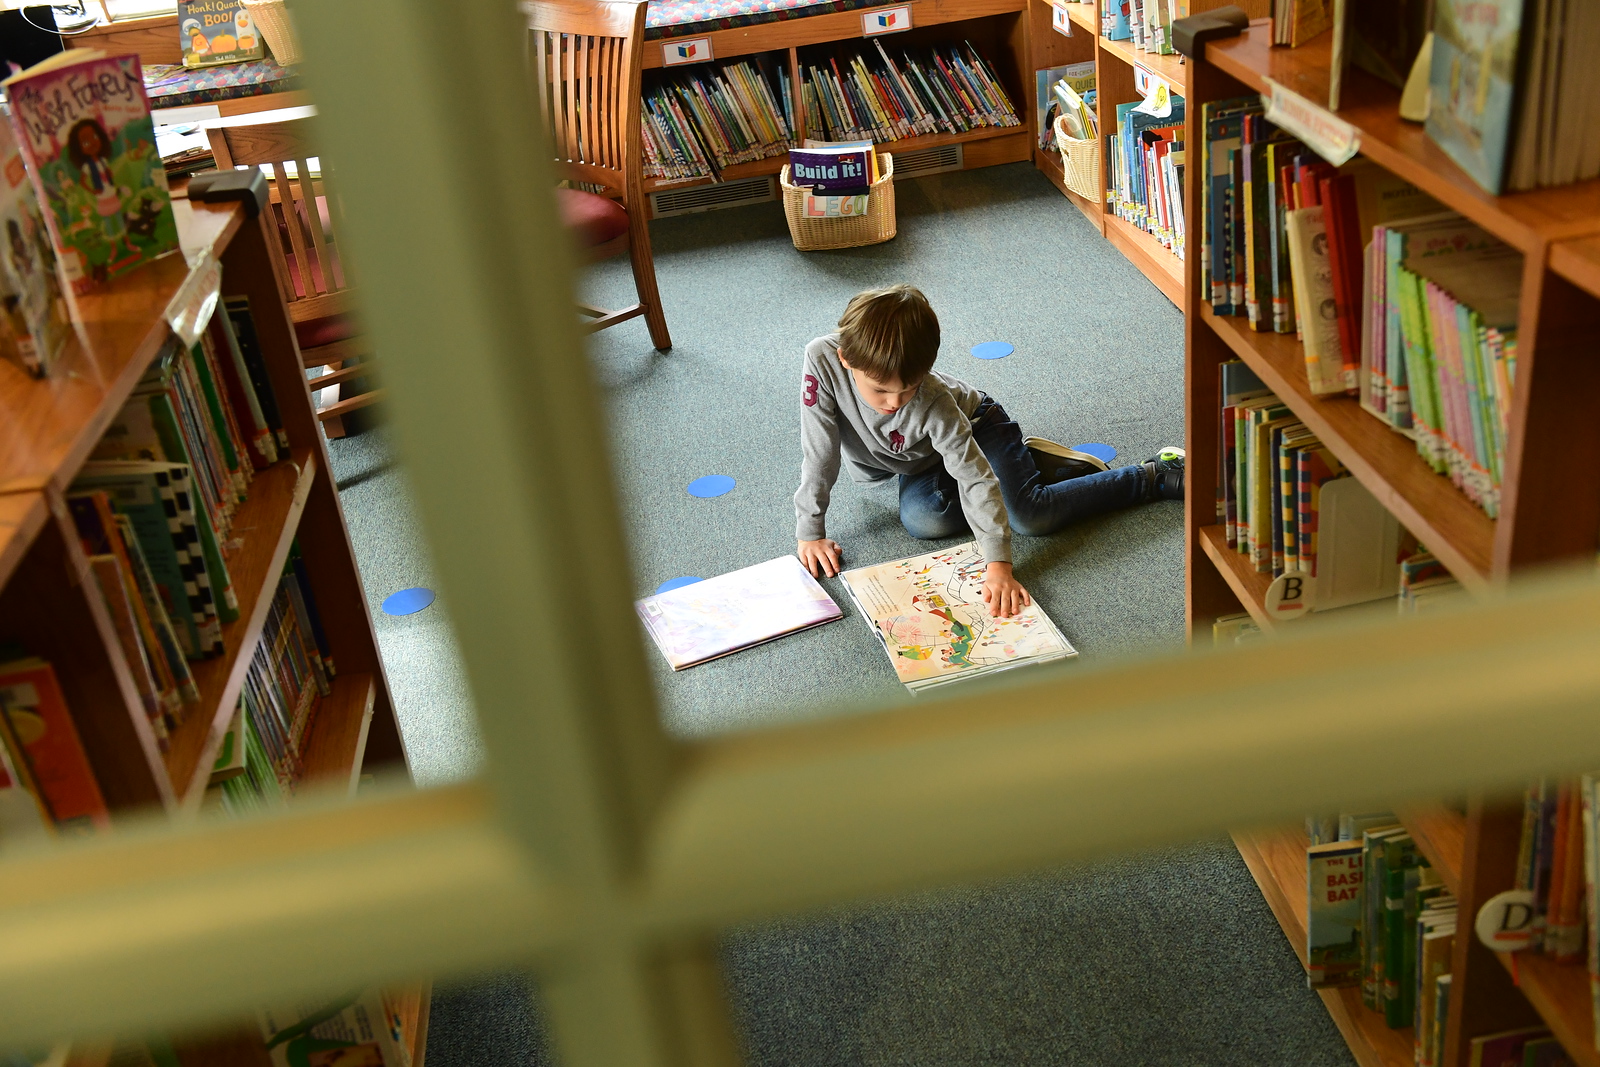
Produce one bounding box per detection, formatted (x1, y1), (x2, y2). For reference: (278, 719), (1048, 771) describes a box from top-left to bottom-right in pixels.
(1395, 803), (1466, 896)
(1097, 33), (1188, 94)
(1494, 951), (1600, 1067)
(0, 491), (48, 591)
(1196, 524), (1278, 630)
(1065, 0), (1094, 31)
(1198, 305), (1495, 589)
(1551, 238), (1600, 303)
(299, 672), (377, 795)
(1234, 826), (1418, 1067)
(1104, 211), (1183, 307)
(168, 450), (318, 812)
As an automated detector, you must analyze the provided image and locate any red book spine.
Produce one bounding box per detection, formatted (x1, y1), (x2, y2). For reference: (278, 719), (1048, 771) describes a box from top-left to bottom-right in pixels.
(0, 660), (110, 833)
(1320, 174), (1363, 388)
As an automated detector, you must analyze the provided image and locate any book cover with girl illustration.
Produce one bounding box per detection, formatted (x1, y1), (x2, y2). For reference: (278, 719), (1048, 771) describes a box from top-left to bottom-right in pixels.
(177, 0), (265, 69)
(3, 50), (179, 294)
(0, 119), (74, 376)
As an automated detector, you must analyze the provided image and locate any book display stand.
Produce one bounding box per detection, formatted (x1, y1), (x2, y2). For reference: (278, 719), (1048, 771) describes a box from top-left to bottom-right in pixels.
(0, 195), (428, 1064)
(1182, 20), (1600, 1067)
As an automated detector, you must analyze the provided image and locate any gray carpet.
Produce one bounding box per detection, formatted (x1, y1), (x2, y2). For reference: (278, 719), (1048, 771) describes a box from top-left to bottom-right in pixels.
(326, 162), (1355, 1066)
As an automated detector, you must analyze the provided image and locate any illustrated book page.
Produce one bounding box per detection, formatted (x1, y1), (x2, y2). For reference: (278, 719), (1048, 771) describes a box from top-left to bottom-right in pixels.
(840, 542), (1076, 692)
(636, 555), (843, 670)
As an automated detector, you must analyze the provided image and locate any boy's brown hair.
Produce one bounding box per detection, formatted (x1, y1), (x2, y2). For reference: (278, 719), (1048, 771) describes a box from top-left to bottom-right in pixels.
(837, 284), (940, 384)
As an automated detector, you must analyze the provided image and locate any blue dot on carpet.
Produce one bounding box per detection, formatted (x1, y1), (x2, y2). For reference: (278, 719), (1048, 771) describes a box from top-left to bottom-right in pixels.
(971, 342), (1013, 360)
(687, 475), (736, 498)
(1076, 443), (1117, 463)
(382, 587), (435, 616)
(655, 577), (704, 594)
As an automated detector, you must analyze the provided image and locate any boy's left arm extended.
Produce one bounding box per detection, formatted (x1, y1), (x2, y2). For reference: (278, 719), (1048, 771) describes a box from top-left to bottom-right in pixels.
(931, 411), (1011, 565)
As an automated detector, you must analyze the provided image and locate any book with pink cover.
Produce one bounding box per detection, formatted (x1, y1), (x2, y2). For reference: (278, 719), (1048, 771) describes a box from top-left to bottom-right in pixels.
(636, 555), (842, 670)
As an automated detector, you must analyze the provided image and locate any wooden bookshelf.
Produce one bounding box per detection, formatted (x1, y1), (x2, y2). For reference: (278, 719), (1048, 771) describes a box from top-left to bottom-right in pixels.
(0, 191), (425, 1057)
(1233, 825), (1418, 1067)
(1186, 20), (1600, 1067)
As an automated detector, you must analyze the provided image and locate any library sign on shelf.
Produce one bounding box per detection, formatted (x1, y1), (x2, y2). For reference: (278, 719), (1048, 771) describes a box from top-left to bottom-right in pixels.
(662, 37), (712, 66)
(1261, 77), (1360, 165)
(1131, 63), (1171, 118)
(1050, 2), (1073, 37)
(165, 251), (222, 348)
(862, 6), (911, 35)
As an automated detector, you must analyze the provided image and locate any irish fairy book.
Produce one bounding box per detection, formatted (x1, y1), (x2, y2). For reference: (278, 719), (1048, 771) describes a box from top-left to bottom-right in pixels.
(3, 50), (179, 294)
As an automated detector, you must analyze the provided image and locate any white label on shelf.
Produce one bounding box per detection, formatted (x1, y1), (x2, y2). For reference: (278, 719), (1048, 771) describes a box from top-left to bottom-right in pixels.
(662, 37), (713, 65)
(1131, 62), (1172, 117)
(1265, 571), (1313, 620)
(165, 251), (222, 348)
(1475, 890), (1537, 953)
(862, 5), (912, 35)
(1262, 77), (1360, 165)
(1050, 3), (1073, 36)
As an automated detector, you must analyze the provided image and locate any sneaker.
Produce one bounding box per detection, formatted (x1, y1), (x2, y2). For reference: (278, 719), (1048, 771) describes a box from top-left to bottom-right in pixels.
(1025, 437), (1109, 483)
(1142, 446), (1185, 501)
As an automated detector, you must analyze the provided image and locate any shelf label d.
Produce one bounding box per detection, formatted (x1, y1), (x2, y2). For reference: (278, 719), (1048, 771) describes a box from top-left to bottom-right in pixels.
(1262, 77), (1361, 165)
(862, 6), (912, 35)
(662, 37), (713, 66)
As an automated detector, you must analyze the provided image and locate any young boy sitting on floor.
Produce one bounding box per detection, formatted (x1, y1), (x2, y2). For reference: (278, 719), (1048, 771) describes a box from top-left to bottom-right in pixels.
(794, 284), (1184, 618)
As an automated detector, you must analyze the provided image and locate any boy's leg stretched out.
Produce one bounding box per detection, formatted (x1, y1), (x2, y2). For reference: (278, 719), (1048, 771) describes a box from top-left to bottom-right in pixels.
(899, 398), (1179, 541)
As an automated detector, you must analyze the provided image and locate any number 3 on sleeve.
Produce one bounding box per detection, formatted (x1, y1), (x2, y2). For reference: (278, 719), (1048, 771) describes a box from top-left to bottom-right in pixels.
(802, 373), (819, 407)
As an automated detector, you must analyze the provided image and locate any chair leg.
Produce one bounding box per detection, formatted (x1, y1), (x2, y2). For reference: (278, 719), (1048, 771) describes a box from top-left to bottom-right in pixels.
(625, 207), (672, 351)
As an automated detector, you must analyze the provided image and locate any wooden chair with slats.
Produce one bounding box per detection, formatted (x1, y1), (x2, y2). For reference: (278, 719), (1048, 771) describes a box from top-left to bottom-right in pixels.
(523, 0), (672, 351)
(206, 118), (382, 437)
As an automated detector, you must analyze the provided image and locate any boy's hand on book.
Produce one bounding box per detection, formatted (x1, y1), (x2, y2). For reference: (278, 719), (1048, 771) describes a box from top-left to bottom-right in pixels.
(982, 562), (1031, 618)
(798, 538), (843, 578)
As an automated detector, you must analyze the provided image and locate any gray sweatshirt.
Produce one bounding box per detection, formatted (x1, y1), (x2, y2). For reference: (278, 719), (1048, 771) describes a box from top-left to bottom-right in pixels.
(793, 333), (1012, 564)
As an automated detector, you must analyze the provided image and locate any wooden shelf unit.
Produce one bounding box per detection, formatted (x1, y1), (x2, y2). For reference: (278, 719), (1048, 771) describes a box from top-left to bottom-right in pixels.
(0, 195), (426, 1062)
(1183, 20), (1600, 1067)
(639, 0), (1033, 211)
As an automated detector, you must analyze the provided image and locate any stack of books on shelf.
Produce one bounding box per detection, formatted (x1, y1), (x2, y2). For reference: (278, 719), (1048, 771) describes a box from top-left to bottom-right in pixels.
(1106, 93), (1186, 257)
(1305, 816), (1460, 1065)
(1035, 61), (1096, 152)
(1200, 94), (1523, 525)
(641, 55), (795, 183)
(798, 41), (1020, 145)
(1101, 0), (1176, 52)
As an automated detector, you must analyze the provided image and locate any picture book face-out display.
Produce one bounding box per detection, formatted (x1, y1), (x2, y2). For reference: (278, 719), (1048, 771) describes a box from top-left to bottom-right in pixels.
(4, 50), (178, 293)
(177, 0), (265, 68)
(0, 119), (72, 376)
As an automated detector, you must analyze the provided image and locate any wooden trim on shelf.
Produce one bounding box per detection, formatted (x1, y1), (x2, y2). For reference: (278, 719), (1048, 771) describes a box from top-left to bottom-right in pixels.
(641, 0), (1024, 68)
(1203, 22), (1600, 255)
(1096, 31), (1186, 94)
(1063, 0), (1094, 31)
(0, 492), (47, 591)
(1395, 803), (1466, 896)
(0, 200), (245, 497)
(300, 672), (377, 795)
(1232, 826), (1418, 1067)
(1551, 237), (1600, 301)
(1195, 525), (1277, 630)
(1494, 952), (1600, 1067)
(153, 90), (313, 125)
(1104, 212), (1182, 307)
(1199, 305), (1496, 589)
(164, 450), (318, 810)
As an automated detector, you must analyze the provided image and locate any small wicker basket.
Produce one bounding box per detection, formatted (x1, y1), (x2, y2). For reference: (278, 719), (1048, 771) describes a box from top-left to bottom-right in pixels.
(1054, 115), (1100, 202)
(779, 154), (896, 251)
(240, 0), (302, 66)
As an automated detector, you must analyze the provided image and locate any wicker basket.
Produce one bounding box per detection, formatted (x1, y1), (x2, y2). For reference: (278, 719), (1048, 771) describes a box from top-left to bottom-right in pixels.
(779, 154), (896, 251)
(1054, 115), (1099, 201)
(240, 0), (302, 66)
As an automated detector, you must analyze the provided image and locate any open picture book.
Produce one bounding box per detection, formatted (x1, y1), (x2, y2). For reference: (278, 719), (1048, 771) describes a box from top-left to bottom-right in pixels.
(841, 542), (1076, 693)
(636, 554), (843, 670)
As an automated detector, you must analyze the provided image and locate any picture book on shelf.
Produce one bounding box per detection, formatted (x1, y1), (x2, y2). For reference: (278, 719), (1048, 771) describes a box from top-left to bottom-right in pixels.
(2, 50), (178, 293)
(0, 118), (71, 377)
(177, 0), (264, 69)
(260, 989), (412, 1067)
(840, 542), (1076, 693)
(636, 555), (843, 670)
(1306, 840), (1362, 988)
(0, 657), (110, 835)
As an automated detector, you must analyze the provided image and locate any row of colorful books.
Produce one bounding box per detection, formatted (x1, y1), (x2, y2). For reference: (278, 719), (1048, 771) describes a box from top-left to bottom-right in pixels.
(1519, 777), (1600, 1056)
(641, 55), (795, 183)
(1199, 95), (1520, 521)
(798, 41), (1020, 146)
(1106, 94), (1186, 257)
(207, 548), (335, 812)
(1034, 62), (1096, 152)
(1101, 0), (1175, 54)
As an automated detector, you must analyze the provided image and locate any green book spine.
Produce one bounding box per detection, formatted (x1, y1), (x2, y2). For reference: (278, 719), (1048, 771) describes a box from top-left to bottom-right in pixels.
(188, 340), (245, 501)
(148, 394), (237, 621)
(1382, 837), (1420, 1028)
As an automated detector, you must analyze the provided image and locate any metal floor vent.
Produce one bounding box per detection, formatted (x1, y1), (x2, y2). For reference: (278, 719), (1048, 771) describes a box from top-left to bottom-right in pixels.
(650, 175), (777, 217)
(889, 142), (964, 179)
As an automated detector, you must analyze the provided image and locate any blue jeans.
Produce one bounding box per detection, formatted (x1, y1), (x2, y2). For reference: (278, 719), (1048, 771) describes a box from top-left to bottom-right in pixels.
(899, 398), (1148, 541)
